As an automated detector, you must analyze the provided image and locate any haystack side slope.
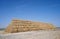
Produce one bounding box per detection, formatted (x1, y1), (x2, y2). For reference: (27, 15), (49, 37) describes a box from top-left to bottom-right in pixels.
(5, 19), (56, 33)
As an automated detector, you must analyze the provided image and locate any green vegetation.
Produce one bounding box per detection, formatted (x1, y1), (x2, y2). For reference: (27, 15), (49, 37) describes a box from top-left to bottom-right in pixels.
(0, 28), (5, 30)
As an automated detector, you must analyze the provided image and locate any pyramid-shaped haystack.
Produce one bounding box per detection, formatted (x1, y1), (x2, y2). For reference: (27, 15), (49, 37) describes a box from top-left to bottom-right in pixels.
(5, 19), (55, 33)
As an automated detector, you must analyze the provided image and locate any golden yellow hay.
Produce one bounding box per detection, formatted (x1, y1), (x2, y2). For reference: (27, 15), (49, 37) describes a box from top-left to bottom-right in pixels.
(5, 19), (56, 33)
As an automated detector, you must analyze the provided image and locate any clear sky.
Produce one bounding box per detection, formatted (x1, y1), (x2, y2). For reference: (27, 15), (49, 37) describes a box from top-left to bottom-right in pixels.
(0, 0), (60, 28)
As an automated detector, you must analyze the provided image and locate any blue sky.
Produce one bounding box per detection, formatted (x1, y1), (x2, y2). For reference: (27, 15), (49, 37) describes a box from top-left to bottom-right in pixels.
(0, 0), (60, 28)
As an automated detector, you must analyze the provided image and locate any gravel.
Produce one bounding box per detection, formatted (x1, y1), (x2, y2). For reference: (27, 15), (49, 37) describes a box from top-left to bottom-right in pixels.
(0, 30), (60, 39)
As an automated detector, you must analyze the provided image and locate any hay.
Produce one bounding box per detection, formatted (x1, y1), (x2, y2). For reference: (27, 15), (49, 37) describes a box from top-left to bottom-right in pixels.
(4, 19), (55, 33)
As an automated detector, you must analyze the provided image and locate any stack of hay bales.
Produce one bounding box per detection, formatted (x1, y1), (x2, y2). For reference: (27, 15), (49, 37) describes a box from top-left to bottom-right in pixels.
(4, 19), (55, 33)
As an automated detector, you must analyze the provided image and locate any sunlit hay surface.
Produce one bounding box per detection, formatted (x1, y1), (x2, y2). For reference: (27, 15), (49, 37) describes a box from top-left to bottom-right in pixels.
(5, 19), (55, 33)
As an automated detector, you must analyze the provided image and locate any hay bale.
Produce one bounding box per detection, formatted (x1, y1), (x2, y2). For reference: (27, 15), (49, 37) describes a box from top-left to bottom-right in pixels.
(4, 19), (56, 33)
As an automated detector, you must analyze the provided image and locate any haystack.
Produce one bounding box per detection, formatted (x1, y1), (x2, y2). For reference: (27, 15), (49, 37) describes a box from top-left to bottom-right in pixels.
(4, 19), (55, 33)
